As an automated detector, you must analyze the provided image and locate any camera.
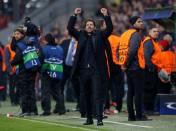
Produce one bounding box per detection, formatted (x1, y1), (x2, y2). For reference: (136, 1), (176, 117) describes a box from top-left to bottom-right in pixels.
(171, 72), (176, 86)
(23, 16), (40, 36)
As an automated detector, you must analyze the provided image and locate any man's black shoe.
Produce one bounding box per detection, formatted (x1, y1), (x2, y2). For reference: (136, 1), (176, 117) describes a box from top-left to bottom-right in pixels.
(97, 120), (103, 126)
(19, 113), (31, 117)
(103, 115), (108, 119)
(136, 115), (152, 121)
(144, 111), (160, 116)
(53, 109), (58, 114)
(53, 109), (66, 115)
(152, 112), (160, 116)
(58, 111), (66, 115)
(40, 112), (51, 116)
(128, 118), (136, 121)
(11, 103), (18, 106)
(83, 119), (94, 125)
(81, 114), (86, 118)
(30, 112), (38, 116)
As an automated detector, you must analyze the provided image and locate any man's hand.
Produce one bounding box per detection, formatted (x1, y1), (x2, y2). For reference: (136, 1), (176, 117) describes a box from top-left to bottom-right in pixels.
(9, 71), (14, 75)
(121, 65), (127, 71)
(100, 8), (108, 16)
(74, 8), (82, 15)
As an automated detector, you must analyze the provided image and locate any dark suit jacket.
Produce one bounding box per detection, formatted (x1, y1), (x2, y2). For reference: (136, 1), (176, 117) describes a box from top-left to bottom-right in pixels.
(67, 15), (113, 80)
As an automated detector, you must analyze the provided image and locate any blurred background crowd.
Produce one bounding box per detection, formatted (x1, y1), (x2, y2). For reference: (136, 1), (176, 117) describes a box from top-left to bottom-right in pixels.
(0, 0), (175, 43)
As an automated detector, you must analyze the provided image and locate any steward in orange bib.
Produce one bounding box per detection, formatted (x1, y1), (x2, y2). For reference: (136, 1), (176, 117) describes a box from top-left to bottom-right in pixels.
(0, 45), (6, 72)
(108, 34), (124, 112)
(138, 26), (161, 115)
(4, 43), (16, 74)
(158, 51), (176, 76)
(119, 16), (148, 121)
(4, 42), (19, 105)
(158, 40), (176, 79)
(156, 40), (176, 93)
(0, 43), (6, 100)
(98, 19), (118, 114)
(108, 35), (120, 64)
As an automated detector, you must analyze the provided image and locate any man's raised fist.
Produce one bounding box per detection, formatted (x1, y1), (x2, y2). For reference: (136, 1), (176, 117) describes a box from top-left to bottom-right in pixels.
(100, 8), (108, 16)
(74, 8), (82, 15)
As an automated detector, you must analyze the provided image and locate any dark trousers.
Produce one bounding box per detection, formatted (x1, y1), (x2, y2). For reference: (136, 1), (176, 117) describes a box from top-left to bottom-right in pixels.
(60, 66), (73, 101)
(157, 79), (171, 94)
(80, 68), (104, 121)
(104, 80), (111, 110)
(111, 65), (124, 112)
(0, 64), (4, 101)
(16, 70), (37, 114)
(69, 77), (81, 108)
(143, 70), (158, 112)
(41, 75), (65, 113)
(9, 74), (19, 105)
(126, 69), (144, 119)
(0, 65), (7, 101)
(61, 65), (81, 110)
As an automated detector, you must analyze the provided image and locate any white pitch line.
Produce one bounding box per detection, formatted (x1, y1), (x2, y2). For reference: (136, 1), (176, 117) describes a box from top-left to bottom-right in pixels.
(13, 117), (99, 131)
(104, 120), (153, 129)
(71, 116), (153, 129)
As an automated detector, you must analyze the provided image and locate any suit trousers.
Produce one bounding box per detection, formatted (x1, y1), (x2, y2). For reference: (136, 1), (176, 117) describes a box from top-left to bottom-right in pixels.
(79, 68), (104, 121)
(126, 69), (145, 119)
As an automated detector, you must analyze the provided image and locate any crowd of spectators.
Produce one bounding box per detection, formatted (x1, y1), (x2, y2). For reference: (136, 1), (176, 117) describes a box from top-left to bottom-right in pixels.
(101, 0), (174, 35)
(48, 0), (174, 44)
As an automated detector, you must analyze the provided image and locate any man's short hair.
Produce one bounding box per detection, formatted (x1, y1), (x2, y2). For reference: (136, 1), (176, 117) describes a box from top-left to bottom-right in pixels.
(148, 25), (158, 30)
(83, 19), (96, 27)
(129, 16), (141, 26)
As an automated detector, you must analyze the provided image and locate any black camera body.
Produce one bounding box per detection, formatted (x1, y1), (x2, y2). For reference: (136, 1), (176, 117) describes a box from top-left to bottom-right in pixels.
(24, 17), (39, 36)
(171, 72), (176, 86)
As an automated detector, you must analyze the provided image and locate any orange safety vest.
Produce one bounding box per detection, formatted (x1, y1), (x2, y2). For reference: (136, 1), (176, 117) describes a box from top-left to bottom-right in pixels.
(0, 47), (6, 72)
(108, 34), (120, 64)
(5, 44), (16, 73)
(156, 51), (176, 75)
(117, 29), (137, 65)
(138, 36), (161, 69)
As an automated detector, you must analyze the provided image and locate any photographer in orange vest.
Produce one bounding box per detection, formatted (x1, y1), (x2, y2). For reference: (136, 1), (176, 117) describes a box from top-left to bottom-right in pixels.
(157, 38), (176, 93)
(138, 26), (161, 115)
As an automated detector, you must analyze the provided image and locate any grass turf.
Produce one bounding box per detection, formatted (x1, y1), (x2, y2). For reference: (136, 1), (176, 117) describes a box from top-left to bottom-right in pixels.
(0, 100), (176, 131)
(0, 116), (95, 131)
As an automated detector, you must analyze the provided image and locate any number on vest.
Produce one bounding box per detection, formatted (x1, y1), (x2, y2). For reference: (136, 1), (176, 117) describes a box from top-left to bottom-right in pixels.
(48, 71), (57, 78)
(31, 59), (38, 66)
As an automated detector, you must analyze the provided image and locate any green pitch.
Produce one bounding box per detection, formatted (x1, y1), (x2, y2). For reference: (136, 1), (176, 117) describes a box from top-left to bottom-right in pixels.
(0, 116), (91, 131)
(0, 100), (176, 131)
